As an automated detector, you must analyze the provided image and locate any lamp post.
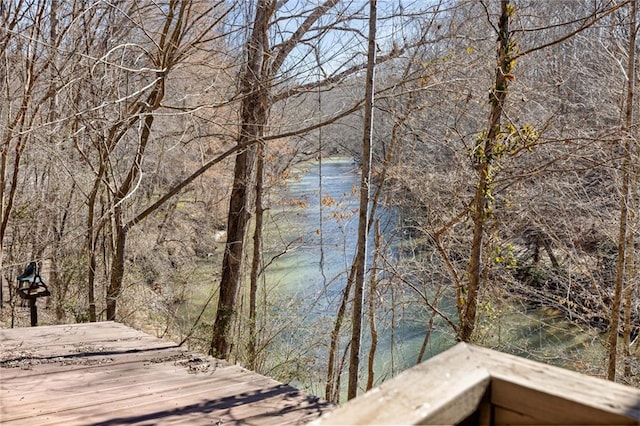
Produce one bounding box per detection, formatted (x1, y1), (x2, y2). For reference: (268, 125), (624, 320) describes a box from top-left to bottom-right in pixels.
(17, 262), (50, 326)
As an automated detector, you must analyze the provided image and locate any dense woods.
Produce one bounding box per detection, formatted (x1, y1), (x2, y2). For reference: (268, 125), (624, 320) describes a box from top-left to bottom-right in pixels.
(1, 0), (639, 401)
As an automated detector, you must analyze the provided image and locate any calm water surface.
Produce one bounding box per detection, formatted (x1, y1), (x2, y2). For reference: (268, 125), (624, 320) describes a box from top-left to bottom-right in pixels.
(262, 157), (606, 393)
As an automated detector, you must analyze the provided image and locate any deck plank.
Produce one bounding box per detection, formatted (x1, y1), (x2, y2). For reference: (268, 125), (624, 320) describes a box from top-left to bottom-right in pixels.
(0, 322), (331, 425)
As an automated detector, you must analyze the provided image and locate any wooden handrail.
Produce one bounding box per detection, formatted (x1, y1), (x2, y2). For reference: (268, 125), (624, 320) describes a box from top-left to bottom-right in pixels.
(314, 343), (640, 425)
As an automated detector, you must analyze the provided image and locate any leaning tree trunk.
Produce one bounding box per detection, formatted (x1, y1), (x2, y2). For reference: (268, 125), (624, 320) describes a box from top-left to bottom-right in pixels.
(326, 266), (355, 403)
(460, 0), (513, 343)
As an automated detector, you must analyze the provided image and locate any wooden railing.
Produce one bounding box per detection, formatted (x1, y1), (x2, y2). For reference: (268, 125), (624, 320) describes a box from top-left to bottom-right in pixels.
(314, 343), (640, 425)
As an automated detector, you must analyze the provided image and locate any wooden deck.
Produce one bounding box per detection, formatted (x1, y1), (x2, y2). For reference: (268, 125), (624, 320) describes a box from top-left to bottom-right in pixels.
(0, 322), (332, 425)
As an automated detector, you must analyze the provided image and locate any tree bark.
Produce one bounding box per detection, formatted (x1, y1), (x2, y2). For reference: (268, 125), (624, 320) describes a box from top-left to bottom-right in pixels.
(210, 0), (272, 359)
(460, 0), (512, 343)
(366, 220), (381, 391)
(103, 0), (193, 320)
(608, 0), (636, 382)
(106, 103), (158, 320)
(248, 142), (265, 370)
(325, 267), (355, 403)
(347, 0), (377, 401)
(210, 0), (342, 359)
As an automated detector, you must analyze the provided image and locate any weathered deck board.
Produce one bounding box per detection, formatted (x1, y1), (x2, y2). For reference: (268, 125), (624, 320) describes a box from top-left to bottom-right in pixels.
(0, 346), (190, 381)
(0, 322), (331, 425)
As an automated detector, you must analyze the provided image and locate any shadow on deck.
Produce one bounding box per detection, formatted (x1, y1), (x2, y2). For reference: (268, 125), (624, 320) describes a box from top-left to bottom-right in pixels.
(0, 321), (332, 425)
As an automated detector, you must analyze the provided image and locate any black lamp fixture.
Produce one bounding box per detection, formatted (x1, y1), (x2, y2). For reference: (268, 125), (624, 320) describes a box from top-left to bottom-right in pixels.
(17, 261), (50, 326)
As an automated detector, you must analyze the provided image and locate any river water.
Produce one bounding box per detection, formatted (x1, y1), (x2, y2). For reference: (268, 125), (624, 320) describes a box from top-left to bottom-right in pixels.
(259, 157), (606, 394)
(260, 157), (452, 393)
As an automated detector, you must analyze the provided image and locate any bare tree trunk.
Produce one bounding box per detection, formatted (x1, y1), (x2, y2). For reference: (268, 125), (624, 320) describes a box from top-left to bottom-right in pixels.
(86, 170), (103, 322)
(325, 267), (354, 403)
(460, 0), (512, 343)
(417, 283), (446, 364)
(210, 0), (272, 358)
(623, 140), (638, 375)
(248, 142), (265, 370)
(104, 0), (199, 320)
(622, 193), (635, 377)
(324, 44), (404, 401)
(366, 220), (381, 391)
(106, 210), (127, 321)
(347, 0), (377, 401)
(210, 0), (342, 359)
(608, 0), (636, 382)
(0, 0), (50, 317)
(107, 105), (158, 320)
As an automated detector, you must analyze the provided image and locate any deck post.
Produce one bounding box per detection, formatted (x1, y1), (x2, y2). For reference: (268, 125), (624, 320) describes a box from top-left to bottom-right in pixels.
(29, 296), (38, 326)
